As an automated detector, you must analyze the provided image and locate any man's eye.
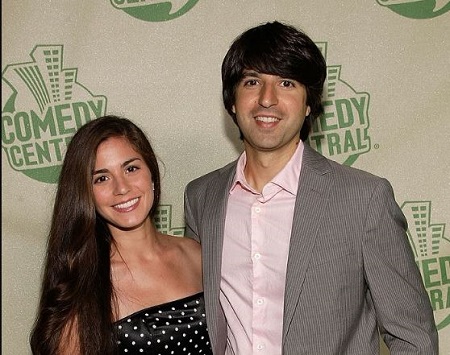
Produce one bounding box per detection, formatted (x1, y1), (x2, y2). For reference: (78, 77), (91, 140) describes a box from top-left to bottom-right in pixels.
(243, 79), (258, 86)
(281, 80), (294, 87)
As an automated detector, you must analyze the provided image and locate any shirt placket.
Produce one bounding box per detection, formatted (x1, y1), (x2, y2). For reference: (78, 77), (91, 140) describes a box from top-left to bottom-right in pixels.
(251, 197), (268, 353)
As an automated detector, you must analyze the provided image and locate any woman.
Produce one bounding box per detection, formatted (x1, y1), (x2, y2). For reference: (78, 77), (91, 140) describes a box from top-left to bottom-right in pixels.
(30, 115), (212, 354)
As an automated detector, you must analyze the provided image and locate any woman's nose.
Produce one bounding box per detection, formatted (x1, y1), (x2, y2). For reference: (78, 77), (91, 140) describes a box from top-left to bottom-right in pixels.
(113, 176), (130, 195)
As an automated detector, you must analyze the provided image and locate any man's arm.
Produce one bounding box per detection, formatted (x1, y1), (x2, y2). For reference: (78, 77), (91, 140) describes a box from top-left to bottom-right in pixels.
(363, 179), (438, 354)
(184, 184), (200, 242)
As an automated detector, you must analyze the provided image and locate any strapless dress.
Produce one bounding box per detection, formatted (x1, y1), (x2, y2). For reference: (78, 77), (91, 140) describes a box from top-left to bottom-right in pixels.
(114, 291), (212, 354)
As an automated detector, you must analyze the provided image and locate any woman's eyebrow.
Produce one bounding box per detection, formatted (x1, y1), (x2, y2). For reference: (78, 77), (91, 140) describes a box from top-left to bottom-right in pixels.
(92, 157), (141, 175)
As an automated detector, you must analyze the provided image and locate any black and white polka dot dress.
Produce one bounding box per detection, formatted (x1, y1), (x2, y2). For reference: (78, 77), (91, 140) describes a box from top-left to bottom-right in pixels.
(114, 292), (212, 354)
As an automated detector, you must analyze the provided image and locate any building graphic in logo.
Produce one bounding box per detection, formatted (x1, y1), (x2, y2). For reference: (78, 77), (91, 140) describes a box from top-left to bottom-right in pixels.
(2, 45), (107, 184)
(110, 0), (199, 22)
(377, 0), (450, 19)
(308, 43), (371, 167)
(154, 204), (185, 236)
(402, 201), (450, 330)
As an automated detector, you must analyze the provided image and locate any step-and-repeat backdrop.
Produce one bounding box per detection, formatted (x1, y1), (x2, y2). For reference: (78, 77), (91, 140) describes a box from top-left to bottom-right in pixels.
(2, 1), (449, 354)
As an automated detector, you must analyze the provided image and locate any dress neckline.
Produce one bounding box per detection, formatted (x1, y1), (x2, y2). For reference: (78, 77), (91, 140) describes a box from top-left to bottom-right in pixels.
(113, 291), (204, 324)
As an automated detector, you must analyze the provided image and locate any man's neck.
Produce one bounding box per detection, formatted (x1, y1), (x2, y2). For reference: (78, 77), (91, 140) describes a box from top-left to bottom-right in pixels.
(243, 143), (298, 192)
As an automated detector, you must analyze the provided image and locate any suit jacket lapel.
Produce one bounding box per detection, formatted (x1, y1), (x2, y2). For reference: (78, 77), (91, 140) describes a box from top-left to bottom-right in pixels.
(283, 145), (333, 341)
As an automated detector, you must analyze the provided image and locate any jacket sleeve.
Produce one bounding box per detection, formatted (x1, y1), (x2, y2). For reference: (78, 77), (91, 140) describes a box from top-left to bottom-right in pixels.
(184, 182), (201, 243)
(362, 178), (438, 354)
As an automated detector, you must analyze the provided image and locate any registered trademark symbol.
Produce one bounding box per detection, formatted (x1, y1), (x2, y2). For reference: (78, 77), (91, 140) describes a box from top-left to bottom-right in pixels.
(374, 144), (379, 149)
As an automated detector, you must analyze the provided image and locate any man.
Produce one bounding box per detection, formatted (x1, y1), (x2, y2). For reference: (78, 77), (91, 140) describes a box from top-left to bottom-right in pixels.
(184, 21), (438, 354)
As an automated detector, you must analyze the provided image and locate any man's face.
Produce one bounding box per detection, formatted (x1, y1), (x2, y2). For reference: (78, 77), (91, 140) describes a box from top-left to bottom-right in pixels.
(232, 70), (311, 155)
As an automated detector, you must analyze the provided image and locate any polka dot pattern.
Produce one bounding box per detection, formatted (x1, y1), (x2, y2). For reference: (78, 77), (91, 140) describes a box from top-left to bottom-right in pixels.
(114, 292), (212, 354)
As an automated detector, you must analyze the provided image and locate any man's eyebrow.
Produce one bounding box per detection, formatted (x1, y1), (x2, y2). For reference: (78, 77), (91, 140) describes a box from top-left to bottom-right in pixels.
(242, 70), (260, 77)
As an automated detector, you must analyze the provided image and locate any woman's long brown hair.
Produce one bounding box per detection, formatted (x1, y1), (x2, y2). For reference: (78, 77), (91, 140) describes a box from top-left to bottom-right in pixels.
(30, 115), (161, 354)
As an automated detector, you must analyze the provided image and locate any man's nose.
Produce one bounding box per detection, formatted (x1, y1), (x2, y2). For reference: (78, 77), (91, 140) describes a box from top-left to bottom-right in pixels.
(258, 83), (278, 108)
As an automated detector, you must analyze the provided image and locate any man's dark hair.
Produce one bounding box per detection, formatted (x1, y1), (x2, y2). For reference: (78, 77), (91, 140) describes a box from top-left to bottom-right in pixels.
(222, 21), (327, 141)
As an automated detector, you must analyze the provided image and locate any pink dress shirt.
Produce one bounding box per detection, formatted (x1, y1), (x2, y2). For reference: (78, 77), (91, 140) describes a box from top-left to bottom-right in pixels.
(220, 142), (304, 355)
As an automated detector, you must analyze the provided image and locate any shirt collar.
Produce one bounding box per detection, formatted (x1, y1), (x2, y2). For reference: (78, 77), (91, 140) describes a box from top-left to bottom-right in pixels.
(230, 140), (304, 196)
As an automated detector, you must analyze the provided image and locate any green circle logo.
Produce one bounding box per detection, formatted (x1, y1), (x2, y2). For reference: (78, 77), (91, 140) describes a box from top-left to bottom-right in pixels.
(377, 0), (450, 19)
(110, 0), (200, 22)
(307, 43), (372, 167)
(2, 45), (107, 184)
(402, 201), (450, 331)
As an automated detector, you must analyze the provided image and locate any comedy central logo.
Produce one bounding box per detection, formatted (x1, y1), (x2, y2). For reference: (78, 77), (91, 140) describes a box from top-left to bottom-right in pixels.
(154, 204), (185, 236)
(377, 0), (450, 19)
(2, 45), (107, 184)
(402, 201), (450, 331)
(110, 0), (199, 22)
(307, 42), (370, 167)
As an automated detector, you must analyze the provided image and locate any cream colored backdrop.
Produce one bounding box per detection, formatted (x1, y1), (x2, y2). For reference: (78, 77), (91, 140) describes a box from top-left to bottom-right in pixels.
(2, 1), (449, 354)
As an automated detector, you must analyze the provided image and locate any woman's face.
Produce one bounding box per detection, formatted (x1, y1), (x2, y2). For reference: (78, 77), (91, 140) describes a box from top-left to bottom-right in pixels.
(92, 136), (153, 234)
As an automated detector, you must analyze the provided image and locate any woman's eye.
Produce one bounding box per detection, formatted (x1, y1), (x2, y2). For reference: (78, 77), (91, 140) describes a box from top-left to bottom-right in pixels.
(93, 175), (108, 184)
(126, 165), (139, 173)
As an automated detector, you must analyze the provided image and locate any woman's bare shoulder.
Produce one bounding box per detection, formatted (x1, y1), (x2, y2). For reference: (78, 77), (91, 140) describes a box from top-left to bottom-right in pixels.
(160, 234), (201, 256)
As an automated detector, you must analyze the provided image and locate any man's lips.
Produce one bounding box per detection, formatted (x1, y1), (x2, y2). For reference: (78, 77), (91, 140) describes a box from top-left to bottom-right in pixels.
(255, 116), (280, 123)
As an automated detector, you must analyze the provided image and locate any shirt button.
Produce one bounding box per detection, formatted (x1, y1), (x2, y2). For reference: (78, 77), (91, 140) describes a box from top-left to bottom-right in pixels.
(254, 253), (261, 260)
(256, 298), (264, 305)
(254, 207), (261, 213)
(257, 343), (265, 350)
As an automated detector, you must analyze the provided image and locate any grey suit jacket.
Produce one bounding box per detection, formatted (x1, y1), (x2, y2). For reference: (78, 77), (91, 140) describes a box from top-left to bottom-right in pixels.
(184, 144), (438, 354)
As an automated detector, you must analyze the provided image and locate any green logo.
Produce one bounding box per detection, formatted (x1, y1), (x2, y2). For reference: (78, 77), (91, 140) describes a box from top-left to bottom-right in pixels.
(110, 0), (200, 22)
(154, 204), (185, 236)
(377, 0), (450, 19)
(2, 45), (107, 184)
(308, 42), (371, 167)
(402, 201), (450, 330)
